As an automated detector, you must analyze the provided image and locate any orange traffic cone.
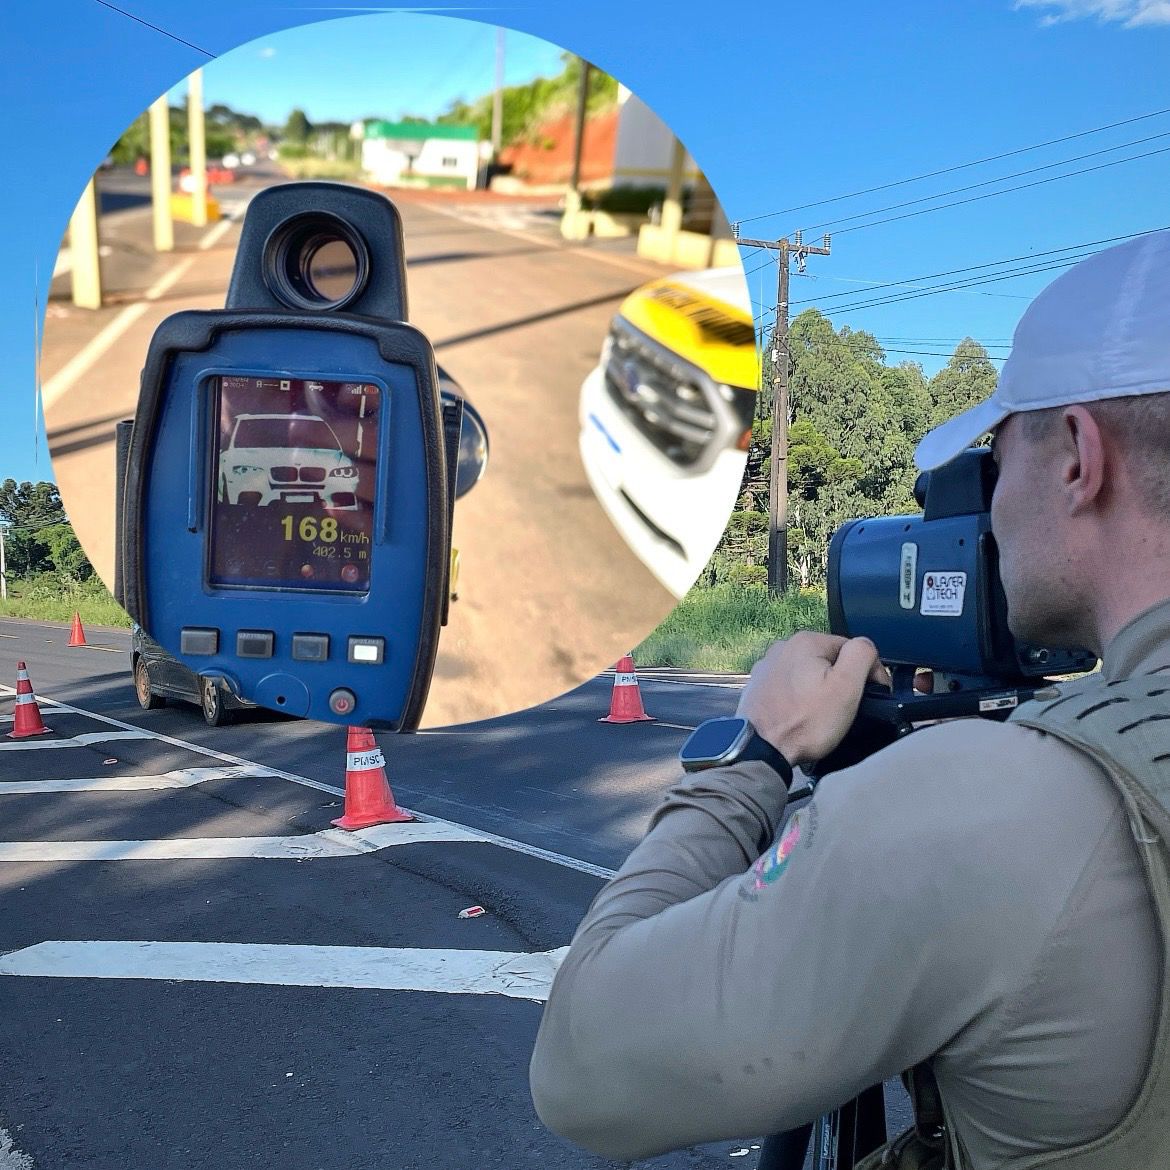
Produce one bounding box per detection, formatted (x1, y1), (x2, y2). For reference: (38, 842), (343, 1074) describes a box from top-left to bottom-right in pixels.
(599, 654), (654, 724)
(68, 612), (87, 647)
(9, 661), (51, 738)
(331, 726), (413, 830)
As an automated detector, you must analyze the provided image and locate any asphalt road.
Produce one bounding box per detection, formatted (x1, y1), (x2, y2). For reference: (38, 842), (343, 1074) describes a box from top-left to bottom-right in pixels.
(0, 617), (759, 1170)
(42, 167), (680, 729)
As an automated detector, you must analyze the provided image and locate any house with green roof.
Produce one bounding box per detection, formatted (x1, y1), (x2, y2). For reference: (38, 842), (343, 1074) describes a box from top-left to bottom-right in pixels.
(357, 121), (483, 190)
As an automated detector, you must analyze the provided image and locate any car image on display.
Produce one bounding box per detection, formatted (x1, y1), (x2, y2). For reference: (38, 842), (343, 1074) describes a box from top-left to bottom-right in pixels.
(217, 412), (360, 509)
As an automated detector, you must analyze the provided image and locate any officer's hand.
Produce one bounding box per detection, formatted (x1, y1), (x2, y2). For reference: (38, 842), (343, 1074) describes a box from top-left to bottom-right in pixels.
(736, 632), (891, 768)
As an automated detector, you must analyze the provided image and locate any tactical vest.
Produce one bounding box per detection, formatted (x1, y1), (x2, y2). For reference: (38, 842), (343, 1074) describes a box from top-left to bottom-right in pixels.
(856, 667), (1170, 1170)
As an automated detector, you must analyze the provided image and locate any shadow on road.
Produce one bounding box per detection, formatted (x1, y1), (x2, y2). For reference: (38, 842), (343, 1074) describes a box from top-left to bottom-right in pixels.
(434, 287), (637, 350)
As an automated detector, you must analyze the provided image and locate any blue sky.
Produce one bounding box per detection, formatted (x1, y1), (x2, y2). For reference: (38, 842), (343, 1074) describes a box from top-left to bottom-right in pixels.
(171, 16), (565, 125)
(3, 0), (1170, 485)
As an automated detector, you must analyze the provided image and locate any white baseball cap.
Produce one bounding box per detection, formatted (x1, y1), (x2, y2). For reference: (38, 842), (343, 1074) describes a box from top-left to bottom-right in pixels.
(914, 228), (1170, 471)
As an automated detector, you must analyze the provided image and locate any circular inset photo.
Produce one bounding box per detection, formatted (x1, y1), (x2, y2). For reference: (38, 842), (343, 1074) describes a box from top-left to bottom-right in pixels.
(41, 13), (757, 728)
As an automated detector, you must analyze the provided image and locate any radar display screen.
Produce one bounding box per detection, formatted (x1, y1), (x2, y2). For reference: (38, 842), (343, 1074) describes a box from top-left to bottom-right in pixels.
(208, 375), (381, 592)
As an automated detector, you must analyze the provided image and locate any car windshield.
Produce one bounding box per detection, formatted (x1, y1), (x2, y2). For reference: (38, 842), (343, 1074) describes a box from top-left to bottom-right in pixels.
(232, 416), (341, 450)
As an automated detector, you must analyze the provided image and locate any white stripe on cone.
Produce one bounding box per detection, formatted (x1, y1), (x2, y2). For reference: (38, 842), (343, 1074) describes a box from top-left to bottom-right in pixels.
(347, 749), (386, 771)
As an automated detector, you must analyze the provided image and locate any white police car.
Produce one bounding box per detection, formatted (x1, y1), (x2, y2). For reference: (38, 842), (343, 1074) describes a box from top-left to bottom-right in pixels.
(579, 266), (758, 598)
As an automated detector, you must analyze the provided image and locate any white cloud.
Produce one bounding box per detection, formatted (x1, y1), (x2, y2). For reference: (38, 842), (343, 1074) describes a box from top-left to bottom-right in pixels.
(258, 46), (278, 58)
(1015, 0), (1170, 25)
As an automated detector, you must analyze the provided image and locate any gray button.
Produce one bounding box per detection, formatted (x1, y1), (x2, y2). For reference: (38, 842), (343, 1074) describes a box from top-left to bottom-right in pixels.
(329, 688), (357, 717)
(180, 627), (219, 656)
(347, 636), (385, 665)
(237, 630), (275, 659)
(292, 634), (330, 662)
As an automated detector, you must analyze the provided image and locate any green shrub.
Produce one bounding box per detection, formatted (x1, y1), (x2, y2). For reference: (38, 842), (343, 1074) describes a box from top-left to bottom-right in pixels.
(635, 584), (828, 673)
(0, 574), (131, 627)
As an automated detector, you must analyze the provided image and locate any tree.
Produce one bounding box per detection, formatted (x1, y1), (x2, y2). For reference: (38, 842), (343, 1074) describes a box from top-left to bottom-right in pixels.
(0, 480), (91, 581)
(927, 338), (998, 429)
(41, 525), (92, 582)
(435, 52), (619, 149)
(283, 108), (312, 146)
(0, 480), (64, 527)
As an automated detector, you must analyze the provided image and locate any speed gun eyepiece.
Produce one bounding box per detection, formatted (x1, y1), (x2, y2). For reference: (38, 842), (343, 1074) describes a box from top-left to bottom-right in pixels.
(262, 211), (370, 312)
(119, 183), (484, 730)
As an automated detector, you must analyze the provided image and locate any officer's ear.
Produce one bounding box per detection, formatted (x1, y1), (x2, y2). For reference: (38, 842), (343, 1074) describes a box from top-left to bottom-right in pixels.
(1058, 405), (1107, 516)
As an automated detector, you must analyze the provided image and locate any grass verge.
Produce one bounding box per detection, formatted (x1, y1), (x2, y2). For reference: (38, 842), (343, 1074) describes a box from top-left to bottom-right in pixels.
(277, 158), (365, 181)
(635, 585), (829, 673)
(0, 577), (131, 628)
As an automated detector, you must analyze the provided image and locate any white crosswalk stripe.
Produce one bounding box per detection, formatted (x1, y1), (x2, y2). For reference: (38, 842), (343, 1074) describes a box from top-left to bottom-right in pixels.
(0, 764), (272, 794)
(0, 940), (569, 1000)
(0, 817), (486, 862)
(0, 729), (154, 751)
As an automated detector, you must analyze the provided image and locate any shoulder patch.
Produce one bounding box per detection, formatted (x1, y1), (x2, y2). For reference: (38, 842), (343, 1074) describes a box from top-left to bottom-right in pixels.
(749, 811), (804, 891)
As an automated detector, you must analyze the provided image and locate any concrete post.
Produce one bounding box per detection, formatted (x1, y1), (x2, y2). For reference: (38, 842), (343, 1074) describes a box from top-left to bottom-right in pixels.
(149, 95), (174, 252)
(660, 136), (687, 245)
(68, 178), (102, 310)
(187, 69), (208, 227)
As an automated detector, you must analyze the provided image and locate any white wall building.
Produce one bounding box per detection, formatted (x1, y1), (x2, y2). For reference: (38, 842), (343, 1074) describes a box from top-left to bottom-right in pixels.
(359, 121), (481, 190)
(612, 87), (701, 187)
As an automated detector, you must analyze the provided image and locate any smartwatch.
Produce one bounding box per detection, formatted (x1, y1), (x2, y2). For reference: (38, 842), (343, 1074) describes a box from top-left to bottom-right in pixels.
(679, 716), (794, 787)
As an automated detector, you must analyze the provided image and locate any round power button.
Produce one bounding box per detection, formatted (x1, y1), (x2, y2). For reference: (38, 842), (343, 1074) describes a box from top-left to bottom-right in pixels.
(328, 688), (357, 717)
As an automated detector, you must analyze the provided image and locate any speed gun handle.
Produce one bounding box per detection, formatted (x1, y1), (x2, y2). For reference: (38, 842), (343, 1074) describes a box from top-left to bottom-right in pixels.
(795, 678), (1062, 796)
(439, 395), (464, 627)
(114, 418), (135, 610)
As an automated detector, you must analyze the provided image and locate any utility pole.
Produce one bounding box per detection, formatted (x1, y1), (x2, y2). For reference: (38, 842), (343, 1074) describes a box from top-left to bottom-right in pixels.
(187, 68), (209, 227)
(0, 523), (8, 601)
(149, 94), (174, 253)
(491, 28), (505, 158)
(734, 228), (831, 594)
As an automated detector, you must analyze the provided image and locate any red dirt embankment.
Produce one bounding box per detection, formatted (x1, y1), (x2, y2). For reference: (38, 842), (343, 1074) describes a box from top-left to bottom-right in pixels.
(498, 107), (618, 186)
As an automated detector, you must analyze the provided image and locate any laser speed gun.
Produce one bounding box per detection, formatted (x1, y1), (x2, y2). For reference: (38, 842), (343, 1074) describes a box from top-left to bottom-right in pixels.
(809, 447), (1096, 779)
(119, 183), (486, 729)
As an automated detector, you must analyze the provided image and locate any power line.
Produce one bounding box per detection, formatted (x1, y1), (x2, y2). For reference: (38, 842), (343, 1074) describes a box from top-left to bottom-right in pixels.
(825, 144), (1170, 238)
(792, 228), (1152, 307)
(797, 129), (1170, 235)
(736, 103), (1170, 225)
(882, 347), (1007, 362)
(91, 0), (214, 57)
(816, 253), (1104, 316)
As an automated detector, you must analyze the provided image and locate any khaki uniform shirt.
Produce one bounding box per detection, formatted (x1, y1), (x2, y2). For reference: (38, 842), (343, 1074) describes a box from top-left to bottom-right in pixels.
(531, 600), (1170, 1166)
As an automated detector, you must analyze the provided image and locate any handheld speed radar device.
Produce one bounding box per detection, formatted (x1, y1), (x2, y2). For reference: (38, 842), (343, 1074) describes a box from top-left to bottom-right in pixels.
(797, 446), (1097, 781)
(121, 183), (461, 729)
(827, 448), (1095, 684)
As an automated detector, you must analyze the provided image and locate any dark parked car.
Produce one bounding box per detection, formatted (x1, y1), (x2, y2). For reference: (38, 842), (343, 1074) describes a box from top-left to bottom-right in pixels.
(131, 624), (255, 726)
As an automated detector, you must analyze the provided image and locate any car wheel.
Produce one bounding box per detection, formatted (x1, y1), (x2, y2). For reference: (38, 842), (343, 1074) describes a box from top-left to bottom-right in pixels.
(134, 658), (165, 710)
(201, 679), (232, 727)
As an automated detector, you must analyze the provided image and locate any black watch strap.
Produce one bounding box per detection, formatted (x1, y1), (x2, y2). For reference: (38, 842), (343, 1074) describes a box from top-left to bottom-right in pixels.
(738, 731), (794, 788)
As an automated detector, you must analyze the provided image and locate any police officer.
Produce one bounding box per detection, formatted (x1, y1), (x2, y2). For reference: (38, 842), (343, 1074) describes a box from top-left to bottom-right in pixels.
(529, 229), (1170, 1169)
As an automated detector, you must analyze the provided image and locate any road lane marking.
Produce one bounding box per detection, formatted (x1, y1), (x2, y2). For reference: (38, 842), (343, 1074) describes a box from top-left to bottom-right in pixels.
(0, 1126), (31, 1170)
(0, 940), (569, 1000)
(41, 256), (197, 410)
(0, 686), (617, 879)
(0, 818), (485, 862)
(40, 197), (237, 413)
(198, 215), (236, 251)
(613, 670), (748, 689)
(418, 200), (668, 277)
(0, 729), (153, 751)
(0, 764), (272, 794)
